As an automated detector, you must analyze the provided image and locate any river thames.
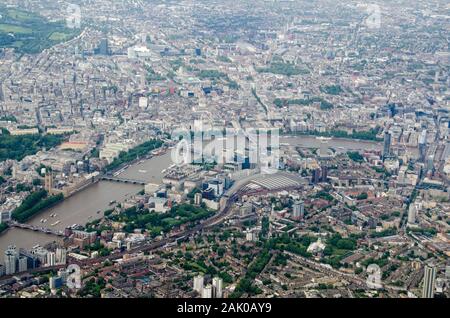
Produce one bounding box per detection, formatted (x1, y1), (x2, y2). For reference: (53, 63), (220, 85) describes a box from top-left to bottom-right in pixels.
(0, 136), (396, 258)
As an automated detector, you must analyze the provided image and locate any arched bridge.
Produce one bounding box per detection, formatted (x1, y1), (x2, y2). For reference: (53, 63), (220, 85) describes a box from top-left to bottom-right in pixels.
(101, 176), (146, 185)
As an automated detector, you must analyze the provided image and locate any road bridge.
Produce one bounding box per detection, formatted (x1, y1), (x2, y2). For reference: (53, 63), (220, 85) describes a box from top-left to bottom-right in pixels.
(101, 176), (146, 185)
(8, 221), (65, 237)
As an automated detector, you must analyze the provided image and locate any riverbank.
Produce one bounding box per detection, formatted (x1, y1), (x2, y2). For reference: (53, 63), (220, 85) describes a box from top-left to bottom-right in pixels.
(0, 143), (171, 260)
(282, 131), (382, 143)
(105, 139), (164, 172)
(12, 191), (64, 223)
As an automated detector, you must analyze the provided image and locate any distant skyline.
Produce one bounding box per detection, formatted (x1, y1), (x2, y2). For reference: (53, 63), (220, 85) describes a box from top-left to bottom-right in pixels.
(0, 0), (449, 300)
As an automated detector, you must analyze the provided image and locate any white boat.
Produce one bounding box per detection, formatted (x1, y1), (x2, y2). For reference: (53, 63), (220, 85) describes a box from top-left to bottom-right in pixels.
(138, 170), (147, 173)
(51, 221), (60, 227)
(43, 219), (47, 223)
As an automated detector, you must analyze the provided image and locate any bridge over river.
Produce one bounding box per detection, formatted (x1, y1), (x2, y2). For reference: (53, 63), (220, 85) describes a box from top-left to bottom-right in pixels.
(101, 176), (146, 185)
(8, 221), (65, 237)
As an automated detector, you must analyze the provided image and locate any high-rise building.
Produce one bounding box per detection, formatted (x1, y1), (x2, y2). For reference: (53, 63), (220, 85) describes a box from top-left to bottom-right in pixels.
(4, 245), (17, 275)
(0, 264), (5, 277)
(31, 246), (49, 267)
(193, 275), (204, 294)
(208, 179), (224, 197)
(427, 155), (434, 173)
(18, 256), (28, 272)
(98, 38), (109, 55)
(195, 48), (202, 56)
(19, 248), (39, 269)
(321, 166), (328, 182)
(212, 277), (223, 298)
(194, 192), (202, 206)
(47, 252), (56, 267)
(292, 201), (305, 219)
(0, 81), (4, 102)
(383, 132), (391, 160)
(407, 204), (416, 225)
(422, 265), (436, 298)
(202, 284), (212, 298)
(312, 168), (321, 184)
(49, 276), (63, 290)
(418, 130), (427, 163)
(56, 248), (67, 265)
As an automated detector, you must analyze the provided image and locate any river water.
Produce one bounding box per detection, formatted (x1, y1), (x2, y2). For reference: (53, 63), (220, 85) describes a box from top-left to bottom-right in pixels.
(1, 136), (412, 259)
(0, 152), (173, 259)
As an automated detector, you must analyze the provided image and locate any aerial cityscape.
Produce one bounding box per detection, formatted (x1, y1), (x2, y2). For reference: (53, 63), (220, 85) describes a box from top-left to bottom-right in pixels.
(0, 0), (449, 299)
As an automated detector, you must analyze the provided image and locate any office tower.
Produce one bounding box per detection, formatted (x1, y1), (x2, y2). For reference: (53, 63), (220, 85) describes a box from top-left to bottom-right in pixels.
(49, 276), (63, 290)
(422, 265), (436, 298)
(202, 188), (215, 200)
(212, 277), (223, 298)
(31, 246), (48, 267)
(98, 38), (109, 55)
(427, 155), (434, 173)
(202, 284), (212, 298)
(383, 131), (391, 160)
(19, 249), (39, 269)
(56, 248), (67, 265)
(418, 130), (427, 163)
(0, 81), (4, 101)
(208, 179), (224, 197)
(321, 166), (328, 182)
(18, 256), (28, 272)
(242, 156), (251, 170)
(193, 274), (204, 293)
(292, 201), (305, 219)
(312, 168), (321, 184)
(4, 245), (17, 275)
(194, 192), (202, 206)
(47, 252), (56, 267)
(407, 204), (416, 225)
(0, 264), (5, 277)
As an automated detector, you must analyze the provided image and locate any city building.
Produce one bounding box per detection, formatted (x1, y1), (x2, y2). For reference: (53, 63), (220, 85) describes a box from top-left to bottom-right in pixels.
(292, 201), (305, 219)
(202, 284), (212, 298)
(212, 277), (223, 298)
(422, 265), (437, 298)
(383, 132), (391, 160)
(4, 245), (17, 275)
(194, 192), (203, 206)
(193, 274), (204, 294)
(407, 204), (417, 225)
